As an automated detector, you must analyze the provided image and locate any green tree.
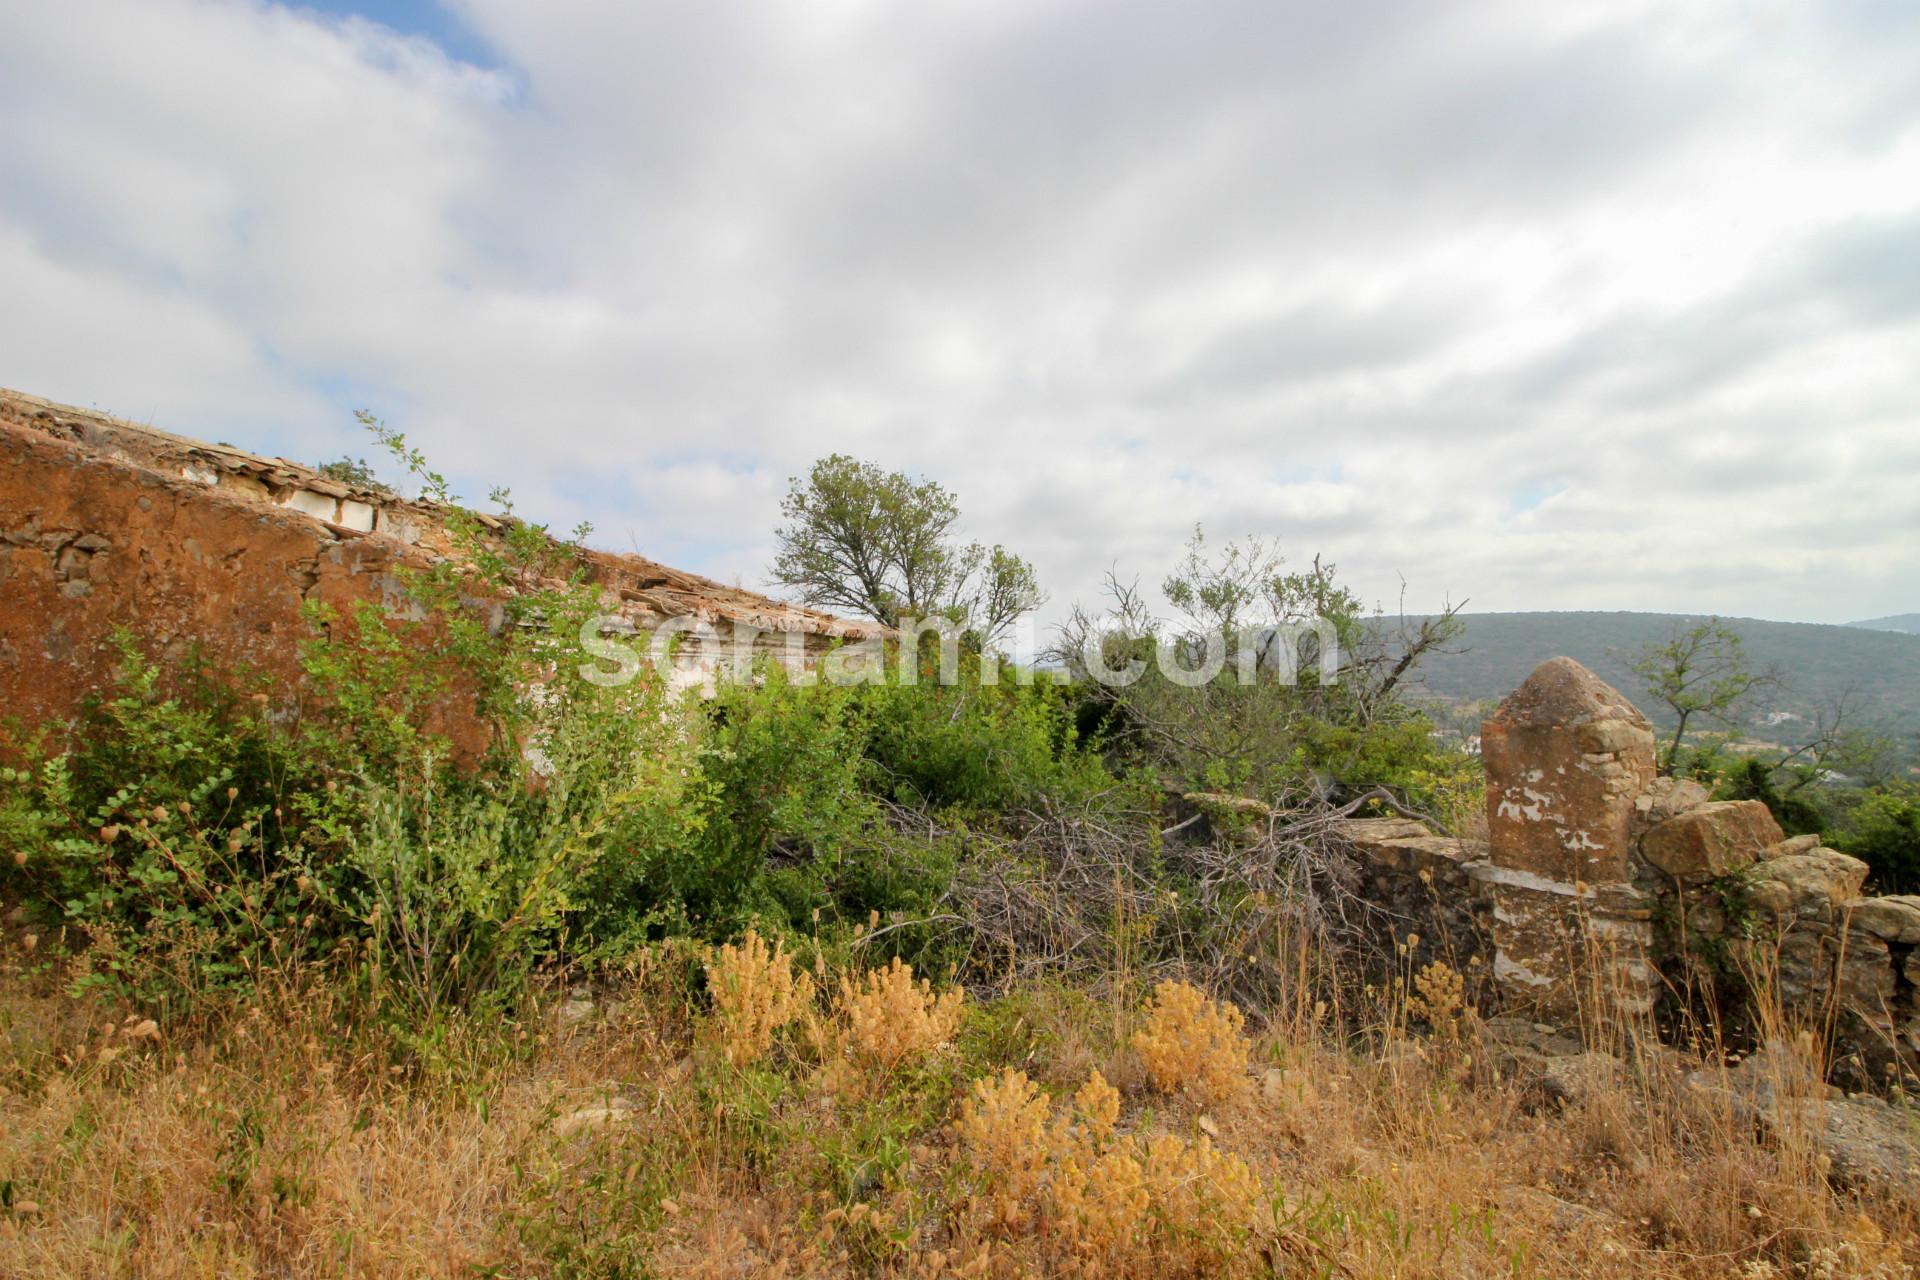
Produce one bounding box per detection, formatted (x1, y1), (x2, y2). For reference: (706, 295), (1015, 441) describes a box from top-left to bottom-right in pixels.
(1628, 617), (1772, 774)
(769, 454), (1043, 646)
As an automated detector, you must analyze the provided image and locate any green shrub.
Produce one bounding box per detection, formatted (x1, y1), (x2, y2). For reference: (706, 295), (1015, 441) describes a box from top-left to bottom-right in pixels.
(0, 420), (721, 1024)
(1056, 529), (1466, 810)
(858, 666), (1105, 813)
(0, 636), (344, 1013)
(325, 661), (705, 1023)
(683, 669), (877, 932)
(660, 657), (1113, 943)
(1832, 786), (1920, 894)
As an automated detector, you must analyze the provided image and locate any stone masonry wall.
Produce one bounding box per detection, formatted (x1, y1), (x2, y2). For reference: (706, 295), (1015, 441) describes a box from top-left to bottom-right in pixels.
(1343, 656), (1919, 1093)
(1330, 817), (1495, 978)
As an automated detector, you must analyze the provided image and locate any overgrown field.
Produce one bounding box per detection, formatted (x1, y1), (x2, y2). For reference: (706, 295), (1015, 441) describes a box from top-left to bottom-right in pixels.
(2, 464), (1915, 1275)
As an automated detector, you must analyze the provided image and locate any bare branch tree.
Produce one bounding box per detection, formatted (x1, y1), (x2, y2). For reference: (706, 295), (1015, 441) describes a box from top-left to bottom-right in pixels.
(1049, 530), (1463, 806)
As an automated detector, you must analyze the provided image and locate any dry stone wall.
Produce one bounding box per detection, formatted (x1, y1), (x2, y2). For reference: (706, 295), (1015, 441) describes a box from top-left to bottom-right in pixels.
(1330, 817), (1495, 975)
(1341, 655), (1919, 1093)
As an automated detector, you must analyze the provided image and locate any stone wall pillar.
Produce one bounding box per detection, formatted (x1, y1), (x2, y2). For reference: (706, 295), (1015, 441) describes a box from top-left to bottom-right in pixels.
(1480, 658), (1658, 1024)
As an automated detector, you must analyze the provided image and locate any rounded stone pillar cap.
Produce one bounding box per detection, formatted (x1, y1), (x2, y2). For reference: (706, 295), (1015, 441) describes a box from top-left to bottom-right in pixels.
(1487, 657), (1650, 729)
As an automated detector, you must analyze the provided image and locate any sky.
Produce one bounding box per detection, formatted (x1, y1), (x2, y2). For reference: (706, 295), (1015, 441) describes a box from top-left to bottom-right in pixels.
(2, 0), (1917, 633)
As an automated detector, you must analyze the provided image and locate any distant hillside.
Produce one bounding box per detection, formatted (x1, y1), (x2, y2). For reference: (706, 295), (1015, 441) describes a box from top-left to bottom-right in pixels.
(1849, 613), (1920, 636)
(1403, 611), (1920, 763)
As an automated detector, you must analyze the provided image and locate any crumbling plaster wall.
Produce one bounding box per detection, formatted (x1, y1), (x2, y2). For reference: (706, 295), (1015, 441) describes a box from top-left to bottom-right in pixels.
(0, 389), (885, 748)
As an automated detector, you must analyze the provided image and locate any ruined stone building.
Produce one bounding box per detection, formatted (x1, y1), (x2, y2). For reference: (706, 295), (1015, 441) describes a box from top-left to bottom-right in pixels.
(0, 387), (886, 741)
(5, 384), (1915, 1112)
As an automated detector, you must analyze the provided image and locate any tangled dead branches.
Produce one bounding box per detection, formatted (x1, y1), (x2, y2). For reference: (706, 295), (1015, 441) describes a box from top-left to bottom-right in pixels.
(888, 787), (1408, 1010)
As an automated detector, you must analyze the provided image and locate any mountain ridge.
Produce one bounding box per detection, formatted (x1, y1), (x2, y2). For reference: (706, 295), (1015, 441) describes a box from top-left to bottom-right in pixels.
(1848, 613), (1920, 636)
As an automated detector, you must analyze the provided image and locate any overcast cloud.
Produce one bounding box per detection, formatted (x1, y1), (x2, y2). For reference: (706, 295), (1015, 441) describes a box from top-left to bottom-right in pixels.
(2, 0), (1916, 630)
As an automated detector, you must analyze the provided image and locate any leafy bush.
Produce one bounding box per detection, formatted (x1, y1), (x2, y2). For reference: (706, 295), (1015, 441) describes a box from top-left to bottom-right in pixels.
(0, 636), (342, 1013)
(692, 670), (876, 932)
(1057, 528), (1466, 812)
(321, 665), (701, 1024)
(1833, 786), (1920, 894)
(674, 656), (1112, 943)
(0, 421), (712, 1026)
(857, 667), (1106, 813)
(0, 611), (1106, 1022)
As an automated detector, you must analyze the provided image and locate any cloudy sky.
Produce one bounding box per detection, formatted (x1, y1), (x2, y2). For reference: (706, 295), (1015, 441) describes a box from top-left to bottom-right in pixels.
(3, 0), (1917, 631)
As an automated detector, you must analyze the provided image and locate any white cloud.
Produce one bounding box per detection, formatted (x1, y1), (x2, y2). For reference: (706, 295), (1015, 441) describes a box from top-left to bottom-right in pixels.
(1, 0), (1916, 629)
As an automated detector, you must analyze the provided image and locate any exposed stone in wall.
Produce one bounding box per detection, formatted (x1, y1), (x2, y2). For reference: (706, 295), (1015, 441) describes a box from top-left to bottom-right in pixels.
(0, 388), (887, 751)
(1330, 817), (1494, 977)
(1448, 657), (1918, 1092)
(1722, 841), (1919, 1093)
(1640, 800), (1784, 880)
(1631, 776), (1710, 832)
(1480, 657), (1659, 1022)
(1849, 897), (1920, 945)
(1459, 657), (1918, 1090)
(1747, 846), (1869, 918)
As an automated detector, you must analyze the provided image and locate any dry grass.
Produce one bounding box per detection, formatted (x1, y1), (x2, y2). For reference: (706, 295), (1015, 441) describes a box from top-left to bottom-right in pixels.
(706, 928), (816, 1067)
(834, 955), (965, 1076)
(1, 921), (1916, 1279)
(954, 1065), (1279, 1275)
(1131, 978), (1250, 1107)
